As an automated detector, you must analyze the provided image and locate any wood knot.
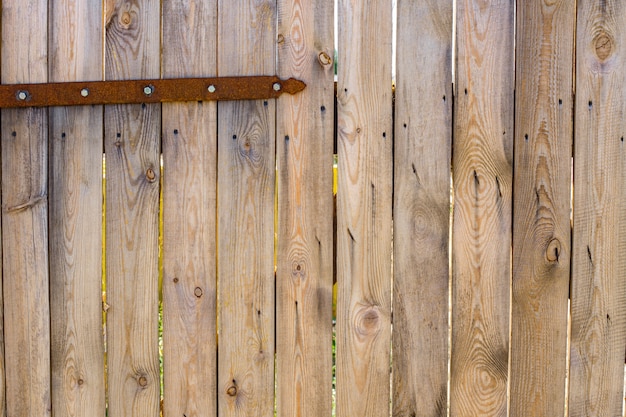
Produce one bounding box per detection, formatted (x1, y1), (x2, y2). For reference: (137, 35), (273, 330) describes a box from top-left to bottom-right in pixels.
(226, 385), (237, 396)
(138, 376), (148, 387)
(277, 34), (285, 44)
(194, 287), (203, 298)
(120, 11), (132, 28)
(546, 238), (561, 262)
(77, 378), (84, 386)
(146, 167), (156, 183)
(318, 51), (333, 67)
(353, 304), (382, 340)
(594, 33), (613, 61)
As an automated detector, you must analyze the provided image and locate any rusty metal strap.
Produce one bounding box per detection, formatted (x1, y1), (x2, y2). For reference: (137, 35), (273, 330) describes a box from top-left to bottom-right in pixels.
(0, 76), (306, 108)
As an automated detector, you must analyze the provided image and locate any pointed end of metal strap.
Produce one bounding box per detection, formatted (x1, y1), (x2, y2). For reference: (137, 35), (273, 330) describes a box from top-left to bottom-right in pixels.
(281, 78), (307, 95)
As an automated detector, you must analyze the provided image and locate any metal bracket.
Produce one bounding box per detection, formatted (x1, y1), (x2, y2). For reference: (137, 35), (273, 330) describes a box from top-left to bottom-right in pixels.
(0, 76), (306, 108)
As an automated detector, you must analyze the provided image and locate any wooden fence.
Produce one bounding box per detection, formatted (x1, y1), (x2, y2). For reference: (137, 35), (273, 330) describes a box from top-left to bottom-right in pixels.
(0, 0), (624, 416)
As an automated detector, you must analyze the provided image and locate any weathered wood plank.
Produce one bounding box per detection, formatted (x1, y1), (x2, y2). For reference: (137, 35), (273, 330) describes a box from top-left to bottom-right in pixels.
(509, 1), (574, 416)
(161, 1), (217, 416)
(49, 1), (105, 416)
(393, 1), (452, 416)
(275, 0), (334, 415)
(104, 1), (161, 416)
(335, 0), (393, 415)
(569, 2), (626, 416)
(451, 1), (514, 416)
(1, 1), (50, 416)
(216, 1), (276, 416)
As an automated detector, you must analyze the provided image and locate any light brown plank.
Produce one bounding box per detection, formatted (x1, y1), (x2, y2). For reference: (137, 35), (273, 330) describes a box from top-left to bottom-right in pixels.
(450, 1), (514, 416)
(161, 1), (217, 416)
(335, 0), (393, 415)
(509, 1), (574, 416)
(104, 1), (161, 416)
(1, 1), (50, 416)
(393, 1), (452, 416)
(49, 1), (105, 416)
(216, 1), (276, 416)
(569, 2), (626, 416)
(275, 0), (334, 416)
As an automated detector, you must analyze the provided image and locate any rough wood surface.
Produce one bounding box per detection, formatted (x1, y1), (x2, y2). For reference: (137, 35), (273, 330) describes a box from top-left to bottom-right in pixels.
(1, 2), (50, 416)
(104, 1), (161, 416)
(509, 1), (574, 416)
(216, 1), (276, 416)
(393, 1), (452, 416)
(569, 2), (626, 416)
(275, 0), (334, 416)
(161, 1), (217, 416)
(451, 1), (514, 416)
(335, 0), (393, 416)
(49, 1), (105, 416)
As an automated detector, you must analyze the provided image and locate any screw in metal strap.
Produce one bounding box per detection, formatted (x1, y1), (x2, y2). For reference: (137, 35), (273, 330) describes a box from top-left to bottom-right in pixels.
(16, 90), (28, 101)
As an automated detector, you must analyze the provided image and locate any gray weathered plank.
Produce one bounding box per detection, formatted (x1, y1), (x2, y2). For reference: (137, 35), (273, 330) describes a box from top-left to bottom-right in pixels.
(161, 0), (217, 416)
(393, 1), (452, 416)
(451, 1), (514, 416)
(1, 1), (50, 416)
(275, 0), (334, 415)
(509, 1), (574, 416)
(569, 1), (626, 416)
(49, 0), (106, 416)
(216, 1), (276, 416)
(104, 1), (161, 416)
(335, 0), (393, 415)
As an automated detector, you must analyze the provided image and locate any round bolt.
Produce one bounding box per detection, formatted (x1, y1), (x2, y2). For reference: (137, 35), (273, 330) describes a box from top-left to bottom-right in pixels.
(208, 85), (216, 93)
(80, 88), (89, 97)
(17, 91), (28, 101)
(143, 85), (154, 96)
(273, 82), (281, 91)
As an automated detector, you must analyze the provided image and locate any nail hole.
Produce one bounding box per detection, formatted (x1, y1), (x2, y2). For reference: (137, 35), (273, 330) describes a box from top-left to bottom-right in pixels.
(173, 129), (179, 135)
(232, 135), (237, 140)
(320, 105), (326, 112)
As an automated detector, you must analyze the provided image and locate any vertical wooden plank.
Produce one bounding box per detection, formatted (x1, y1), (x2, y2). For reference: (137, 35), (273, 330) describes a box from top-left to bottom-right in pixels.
(1, 1), (50, 416)
(392, 1), (452, 416)
(104, 1), (161, 416)
(509, 1), (574, 416)
(48, 1), (105, 416)
(275, 0), (334, 415)
(161, 1), (217, 416)
(335, 0), (393, 415)
(569, 2), (626, 416)
(216, 1), (276, 416)
(451, 1), (514, 416)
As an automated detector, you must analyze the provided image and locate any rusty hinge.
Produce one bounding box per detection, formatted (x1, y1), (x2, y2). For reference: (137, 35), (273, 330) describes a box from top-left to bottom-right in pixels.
(0, 76), (306, 108)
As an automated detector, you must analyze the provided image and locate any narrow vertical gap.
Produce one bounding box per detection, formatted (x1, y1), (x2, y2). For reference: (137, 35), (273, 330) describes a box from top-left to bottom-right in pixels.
(158, 153), (164, 407)
(102, 151), (108, 415)
(448, 1), (456, 416)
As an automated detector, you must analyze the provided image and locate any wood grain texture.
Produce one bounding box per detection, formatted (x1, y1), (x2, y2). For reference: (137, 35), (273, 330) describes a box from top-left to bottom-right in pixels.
(569, 2), (626, 416)
(104, 1), (161, 416)
(1, 1), (50, 416)
(335, 0), (393, 416)
(393, 1), (452, 416)
(451, 1), (514, 416)
(216, 1), (276, 416)
(509, 1), (574, 416)
(275, 0), (334, 416)
(49, 1), (105, 417)
(161, 1), (217, 416)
